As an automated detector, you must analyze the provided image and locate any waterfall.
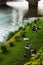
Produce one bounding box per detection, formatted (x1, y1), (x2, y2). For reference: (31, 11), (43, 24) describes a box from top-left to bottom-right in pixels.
(6, 1), (28, 11)
(6, 1), (29, 25)
(38, 0), (43, 15)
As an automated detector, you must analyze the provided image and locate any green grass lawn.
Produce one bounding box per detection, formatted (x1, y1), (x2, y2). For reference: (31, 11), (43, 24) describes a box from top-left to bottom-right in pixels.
(0, 18), (43, 65)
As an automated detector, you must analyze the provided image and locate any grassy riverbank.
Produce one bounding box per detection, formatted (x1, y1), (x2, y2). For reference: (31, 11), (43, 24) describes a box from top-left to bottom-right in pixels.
(0, 18), (43, 65)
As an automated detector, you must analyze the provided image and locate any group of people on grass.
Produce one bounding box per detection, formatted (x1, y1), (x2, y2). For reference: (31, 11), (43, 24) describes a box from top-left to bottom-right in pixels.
(24, 18), (40, 58)
(24, 45), (36, 58)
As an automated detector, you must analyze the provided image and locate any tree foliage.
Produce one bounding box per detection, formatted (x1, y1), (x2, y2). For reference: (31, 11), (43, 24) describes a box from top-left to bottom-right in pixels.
(24, 48), (43, 65)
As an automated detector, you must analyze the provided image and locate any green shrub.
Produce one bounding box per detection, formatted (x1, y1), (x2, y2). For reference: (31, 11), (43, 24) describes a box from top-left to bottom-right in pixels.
(14, 30), (19, 34)
(27, 22), (30, 25)
(6, 32), (14, 41)
(25, 48), (43, 65)
(9, 42), (14, 47)
(15, 36), (20, 41)
(37, 18), (40, 21)
(1, 44), (7, 53)
(20, 32), (25, 37)
(18, 27), (23, 30)
(22, 27), (26, 31)
(34, 20), (37, 24)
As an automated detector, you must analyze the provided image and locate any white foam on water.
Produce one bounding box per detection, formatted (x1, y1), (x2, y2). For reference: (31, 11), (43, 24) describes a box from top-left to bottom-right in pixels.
(38, 0), (43, 15)
(0, 7), (27, 42)
(0, 9), (18, 42)
(6, 1), (29, 13)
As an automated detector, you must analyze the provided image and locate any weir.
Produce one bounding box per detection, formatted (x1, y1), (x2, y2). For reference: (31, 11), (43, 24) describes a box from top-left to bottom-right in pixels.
(26, 0), (40, 7)
(0, 0), (39, 6)
(6, 0), (43, 18)
(0, 0), (43, 17)
(25, 0), (40, 18)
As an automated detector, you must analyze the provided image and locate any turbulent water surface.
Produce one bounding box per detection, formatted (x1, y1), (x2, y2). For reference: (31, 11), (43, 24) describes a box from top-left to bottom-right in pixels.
(0, 6), (25, 42)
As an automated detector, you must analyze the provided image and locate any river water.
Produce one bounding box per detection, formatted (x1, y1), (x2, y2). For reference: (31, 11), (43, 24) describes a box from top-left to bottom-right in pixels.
(0, 6), (25, 42)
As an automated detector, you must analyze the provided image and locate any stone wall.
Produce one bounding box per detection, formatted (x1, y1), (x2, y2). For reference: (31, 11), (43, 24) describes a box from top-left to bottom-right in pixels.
(0, 0), (16, 5)
(26, 0), (40, 7)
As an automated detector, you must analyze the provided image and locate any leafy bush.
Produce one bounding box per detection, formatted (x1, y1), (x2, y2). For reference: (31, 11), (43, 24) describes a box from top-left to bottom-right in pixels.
(24, 48), (43, 65)
(1, 44), (7, 53)
(37, 18), (40, 21)
(34, 20), (37, 24)
(14, 30), (19, 35)
(15, 36), (20, 41)
(6, 32), (14, 41)
(20, 32), (25, 37)
(18, 27), (23, 30)
(9, 42), (14, 47)
(27, 22), (30, 25)
(22, 27), (26, 31)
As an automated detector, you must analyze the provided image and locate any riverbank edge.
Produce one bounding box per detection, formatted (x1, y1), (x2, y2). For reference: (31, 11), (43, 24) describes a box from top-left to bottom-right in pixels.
(0, 17), (43, 46)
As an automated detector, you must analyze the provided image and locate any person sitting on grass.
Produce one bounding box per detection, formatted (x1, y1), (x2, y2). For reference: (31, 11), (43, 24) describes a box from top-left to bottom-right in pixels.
(32, 25), (40, 32)
(30, 49), (36, 57)
(24, 54), (27, 58)
(35, 26), (38, 32)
